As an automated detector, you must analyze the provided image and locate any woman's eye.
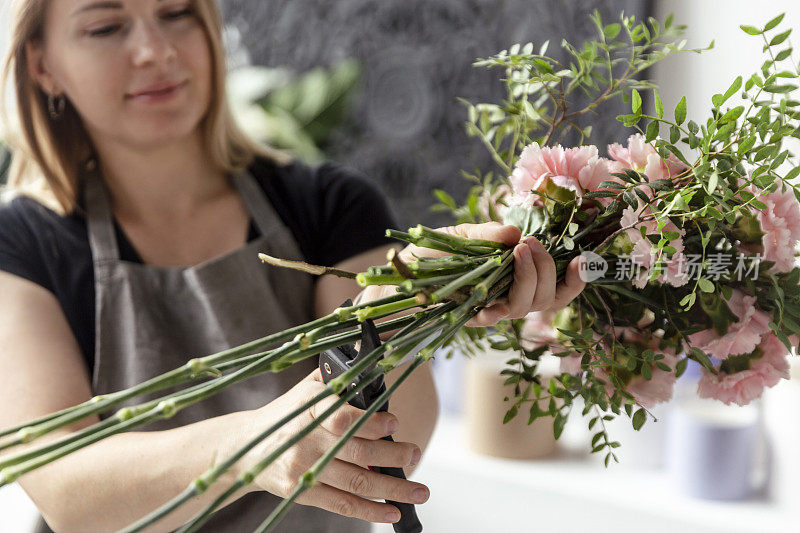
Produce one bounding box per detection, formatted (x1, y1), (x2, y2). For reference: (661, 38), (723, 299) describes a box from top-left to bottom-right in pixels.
(86, 25), (121, 37)
(162, 8), (193, 21)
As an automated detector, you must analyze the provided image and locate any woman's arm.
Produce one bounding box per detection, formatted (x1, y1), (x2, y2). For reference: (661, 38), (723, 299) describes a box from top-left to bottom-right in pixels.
(1, 271), (426, 532)
(0, 272), (256, 532)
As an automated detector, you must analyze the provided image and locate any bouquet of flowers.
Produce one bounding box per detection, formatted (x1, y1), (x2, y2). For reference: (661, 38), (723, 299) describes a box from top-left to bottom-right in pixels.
(1, 10), (799, 532)
(438, 11), (800, 462)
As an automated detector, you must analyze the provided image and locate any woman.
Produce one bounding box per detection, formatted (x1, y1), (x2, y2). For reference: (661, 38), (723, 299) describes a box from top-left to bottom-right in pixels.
(0, 1), (585, 531)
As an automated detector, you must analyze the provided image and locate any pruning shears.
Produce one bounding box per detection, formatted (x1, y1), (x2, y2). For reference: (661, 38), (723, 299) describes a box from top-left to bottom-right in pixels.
(318, 300), (423, 533)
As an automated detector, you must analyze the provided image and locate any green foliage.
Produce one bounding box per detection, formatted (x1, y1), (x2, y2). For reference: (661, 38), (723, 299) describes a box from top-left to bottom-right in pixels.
(0, 141), (10, 187)
(227, 60), (360, 162)
(461, 10), (703, 175)
(435, 11), (800, 462)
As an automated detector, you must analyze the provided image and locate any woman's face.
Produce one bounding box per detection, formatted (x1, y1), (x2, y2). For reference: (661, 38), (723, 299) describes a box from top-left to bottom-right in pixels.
(29, 0), (213, 151)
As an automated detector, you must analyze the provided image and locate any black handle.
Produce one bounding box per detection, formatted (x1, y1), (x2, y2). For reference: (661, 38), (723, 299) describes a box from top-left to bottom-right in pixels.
(374, 434), (423, 533)
(317, 307), (422, 532)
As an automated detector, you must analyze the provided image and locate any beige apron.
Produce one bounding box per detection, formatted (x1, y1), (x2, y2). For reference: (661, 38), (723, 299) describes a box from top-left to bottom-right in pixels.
(34, 166), (369, 533)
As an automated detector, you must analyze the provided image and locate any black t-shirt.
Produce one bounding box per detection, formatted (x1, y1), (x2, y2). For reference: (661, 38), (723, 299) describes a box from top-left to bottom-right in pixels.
(0, 157), (397, 371)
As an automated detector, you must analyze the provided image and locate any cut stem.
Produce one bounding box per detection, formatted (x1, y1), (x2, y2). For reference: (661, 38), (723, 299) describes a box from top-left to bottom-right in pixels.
(258, 254), (357, 279)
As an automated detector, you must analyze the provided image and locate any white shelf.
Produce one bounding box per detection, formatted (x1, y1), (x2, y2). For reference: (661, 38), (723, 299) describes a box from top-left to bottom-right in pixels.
(372, 415), (793, 533)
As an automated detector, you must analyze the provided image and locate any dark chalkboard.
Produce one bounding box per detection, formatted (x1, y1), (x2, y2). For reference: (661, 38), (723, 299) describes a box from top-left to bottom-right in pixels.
(222, 0), (651, 228)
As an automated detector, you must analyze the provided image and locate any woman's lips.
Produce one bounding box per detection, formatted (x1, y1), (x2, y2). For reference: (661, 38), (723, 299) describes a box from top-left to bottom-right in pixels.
(126, 81), (187, 103)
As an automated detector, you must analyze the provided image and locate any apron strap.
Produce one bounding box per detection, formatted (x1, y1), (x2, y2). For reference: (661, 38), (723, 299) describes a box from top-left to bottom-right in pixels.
(84, 165), (121, 265)
(230, 169), (288, 240)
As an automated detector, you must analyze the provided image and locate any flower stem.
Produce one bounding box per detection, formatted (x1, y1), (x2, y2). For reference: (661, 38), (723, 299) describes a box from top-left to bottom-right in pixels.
(409, 225), (506, 254)
(171, 305), (451, 532)
(430, 254), (505, 303)
(258, 254), (357, 279)
(253, 304), (480, 533)
(254, 358), (425, 533)
(0, 295), (407, 449)
(354, 296), (423, 322)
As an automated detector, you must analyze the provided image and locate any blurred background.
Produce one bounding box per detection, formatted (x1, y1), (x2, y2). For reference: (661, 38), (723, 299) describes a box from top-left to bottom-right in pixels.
(2, 0), (800, 531)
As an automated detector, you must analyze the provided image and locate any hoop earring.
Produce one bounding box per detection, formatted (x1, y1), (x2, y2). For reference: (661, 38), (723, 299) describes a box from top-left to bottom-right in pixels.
(47, 93), (66, 120)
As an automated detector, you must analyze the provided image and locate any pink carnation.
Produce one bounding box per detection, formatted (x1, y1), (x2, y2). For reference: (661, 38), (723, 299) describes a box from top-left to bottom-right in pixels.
(688, 289), (772, 359)
(518, 310), (582, 374)
(521, 309), (559, 345)
(579, 157), (621, 207)
(620, 206), (689, 288)
(697, 334), (790, 406)
(625, 351), (680, 408)
(752, 184), (800, 273)
(509, 142), (619, 205)
(608, 133), (687, 182)
(593, 328), (679, 408)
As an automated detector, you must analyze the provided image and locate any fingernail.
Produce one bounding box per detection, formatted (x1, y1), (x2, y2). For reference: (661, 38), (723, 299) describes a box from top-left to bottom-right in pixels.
(386, 510), (401, 522)
(387, 419), (399, 435)
(526, 236), (541, 248)
(412, 487), (429, 503)
(409, 447), (422, 466)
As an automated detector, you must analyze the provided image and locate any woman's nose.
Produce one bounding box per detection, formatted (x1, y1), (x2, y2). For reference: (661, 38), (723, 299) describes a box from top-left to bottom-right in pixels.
(129, 21), (177, 68)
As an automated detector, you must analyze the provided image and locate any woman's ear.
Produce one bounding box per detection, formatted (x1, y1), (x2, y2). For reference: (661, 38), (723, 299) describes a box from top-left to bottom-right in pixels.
(25, 40), (58, 95)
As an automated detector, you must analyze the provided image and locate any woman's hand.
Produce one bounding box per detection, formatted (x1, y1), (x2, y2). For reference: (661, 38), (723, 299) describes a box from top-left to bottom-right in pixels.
(398, 222), (586, 326)
(240, 369), (428, 524)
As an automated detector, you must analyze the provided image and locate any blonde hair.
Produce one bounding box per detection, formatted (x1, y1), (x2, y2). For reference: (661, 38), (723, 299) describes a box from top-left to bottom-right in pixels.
(1, 0), (289, 215)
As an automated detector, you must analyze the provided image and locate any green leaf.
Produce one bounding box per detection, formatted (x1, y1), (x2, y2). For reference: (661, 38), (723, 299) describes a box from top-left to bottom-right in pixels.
(708, 172), (719, 193)
(585, 190), (620, 198)
(670, 125), (681, 144)
(604, 23), (621, 40)
(769, 29), (792, 47)
(775, 48), (793, 62)
(503, 405), (519, 424)
(553, 413), (567, 439)
(689, 347), (715, 373)
(680, 293), (696, 309)
(675, 358), (688, 378)
(617, 113), (641, 127)
(764, 84), (795, 93)
(648, 179), (673, 191)
(674, 96), (687, 125)
(698, 278), (715, 293)
(632, 408), (646, 431)
(785, 167), (800, 181)
(433, 189), (457, 210)
(738, 135), (757, 157)
(717, 76), (743, 106)
(740, 25), (762, 35)
(503, 205), (549, 236)
(653, 89), (664, 119)
(764, 13), (786, 32)
(631, 89), (642, 113)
